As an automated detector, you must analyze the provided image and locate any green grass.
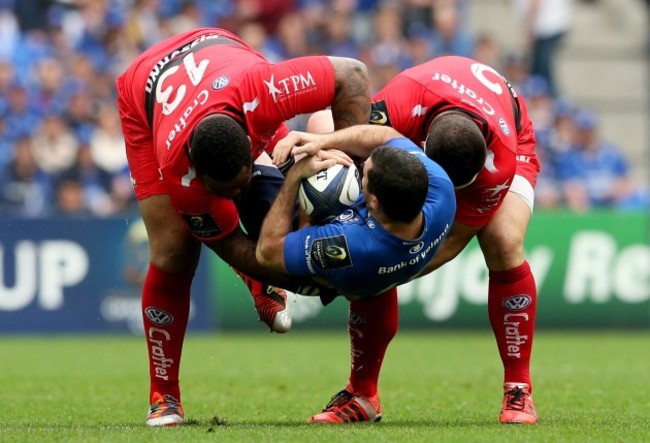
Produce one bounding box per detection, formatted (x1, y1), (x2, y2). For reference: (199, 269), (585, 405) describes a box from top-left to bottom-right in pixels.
(1, 330), (649, 442)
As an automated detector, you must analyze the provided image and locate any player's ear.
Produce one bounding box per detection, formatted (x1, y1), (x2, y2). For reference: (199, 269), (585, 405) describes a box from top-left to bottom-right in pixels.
(366, 193), (380, 212)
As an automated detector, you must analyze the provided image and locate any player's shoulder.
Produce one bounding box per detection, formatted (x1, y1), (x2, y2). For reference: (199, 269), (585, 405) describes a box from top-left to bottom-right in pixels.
(385, 136), (420, 151)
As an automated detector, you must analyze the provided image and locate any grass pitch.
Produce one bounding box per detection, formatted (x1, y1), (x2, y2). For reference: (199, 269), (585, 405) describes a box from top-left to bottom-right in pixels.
(1, 330), (648, 442)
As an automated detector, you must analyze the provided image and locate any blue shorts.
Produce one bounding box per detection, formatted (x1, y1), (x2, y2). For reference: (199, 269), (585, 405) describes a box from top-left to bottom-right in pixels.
(234, 165), (298, 240)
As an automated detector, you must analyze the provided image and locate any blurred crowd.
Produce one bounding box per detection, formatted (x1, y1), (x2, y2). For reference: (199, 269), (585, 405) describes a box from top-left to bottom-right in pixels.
(0, 0), (646, 218)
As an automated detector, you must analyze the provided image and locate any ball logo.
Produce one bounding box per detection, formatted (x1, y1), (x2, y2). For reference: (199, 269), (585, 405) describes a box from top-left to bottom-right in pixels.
(315, 169), (328, 181)
(144, 307), (174, 326)
(212, 75), (230, 90)
(502, 295), (531, 311)
(325, 245), (347, 260)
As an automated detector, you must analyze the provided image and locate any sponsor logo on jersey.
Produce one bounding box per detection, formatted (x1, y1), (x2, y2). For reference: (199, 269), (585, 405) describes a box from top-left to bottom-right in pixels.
(484, 149), (498, 173)
(502, 295), (532, 311)
(516, 154), (531, 163)
(264, 71), (317, 103)
(310, 235), (352, 270)
(379, 224), (450, 275)
(411, 104), (427, 117)
(485, 180), (510, 196)
(181, 166), (196, 187)
(212, 75), (230, 90)
(181, 212), (222, 238)
(498, 116), (510, 136)
(243, 97), (260, 113)
(325, 245), (348, 260)
(477, 179), (510, 214)
(144, 307), (174, 326)
(338, 209), (355, 221)
(431, 69), (498, 116)
(165, 89), (209, 150)
(349, 311), (364, 325)
(369, 100), (391, 126)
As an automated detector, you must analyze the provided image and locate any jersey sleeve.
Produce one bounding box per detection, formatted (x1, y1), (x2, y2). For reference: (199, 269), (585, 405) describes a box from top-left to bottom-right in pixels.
(283, 229), (313, 278)
(515, 95), (539, 167)
(283, 223), (350, 279)
(244, 56), (336, 127)
(240, 56), (336, 158)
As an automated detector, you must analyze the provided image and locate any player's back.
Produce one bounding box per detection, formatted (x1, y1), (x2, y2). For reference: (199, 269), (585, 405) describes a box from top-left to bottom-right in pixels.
(372, 56), (527, 226)
(376, 56), (518, 149)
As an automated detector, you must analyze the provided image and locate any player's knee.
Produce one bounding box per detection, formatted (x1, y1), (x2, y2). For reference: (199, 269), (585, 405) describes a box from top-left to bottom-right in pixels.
(149, 230), (201, 273)
(479, 229), (525, 269)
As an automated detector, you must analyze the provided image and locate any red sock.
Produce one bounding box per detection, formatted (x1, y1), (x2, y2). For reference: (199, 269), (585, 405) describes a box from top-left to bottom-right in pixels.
(488, 261), (537, 391)
(348, 288), (399, 398)
(142, 263), (194, 403)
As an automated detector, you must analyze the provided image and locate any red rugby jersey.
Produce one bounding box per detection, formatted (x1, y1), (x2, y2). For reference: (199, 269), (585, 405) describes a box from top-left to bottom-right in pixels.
(371, 56), (538, 227)
(118, 28), (336, 240)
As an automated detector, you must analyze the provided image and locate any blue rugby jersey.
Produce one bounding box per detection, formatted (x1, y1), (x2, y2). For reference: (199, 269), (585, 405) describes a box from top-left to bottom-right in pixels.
(283, 137), (456, 296)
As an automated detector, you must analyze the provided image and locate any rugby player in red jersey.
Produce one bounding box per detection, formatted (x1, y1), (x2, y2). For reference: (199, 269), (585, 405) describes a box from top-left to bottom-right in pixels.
(278, 55), (540, 424)
(116, 27), (370, 426)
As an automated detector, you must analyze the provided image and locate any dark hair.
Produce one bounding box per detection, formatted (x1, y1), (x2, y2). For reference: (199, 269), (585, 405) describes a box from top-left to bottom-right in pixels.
(189, 115), (252, 182)
(424, 112), (486, 187)
(367, 146), (428, 222)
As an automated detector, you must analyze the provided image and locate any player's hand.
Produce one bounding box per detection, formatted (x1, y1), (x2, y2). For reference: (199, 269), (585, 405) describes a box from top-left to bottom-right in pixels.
(290, 153), (337, 179)
(291, 149), (352, 179)
(272, 131), (325, 166)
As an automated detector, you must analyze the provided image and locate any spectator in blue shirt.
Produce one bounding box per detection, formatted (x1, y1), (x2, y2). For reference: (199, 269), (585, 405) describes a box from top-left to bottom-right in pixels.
(555, 109), (647, 211)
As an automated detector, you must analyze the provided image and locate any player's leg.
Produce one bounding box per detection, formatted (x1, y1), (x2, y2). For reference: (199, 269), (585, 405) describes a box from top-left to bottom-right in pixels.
(139, 194), (201, 426)
(309, 288), (398, 423)
(477, 180), (537, 425)
(117, 71), (200, 426)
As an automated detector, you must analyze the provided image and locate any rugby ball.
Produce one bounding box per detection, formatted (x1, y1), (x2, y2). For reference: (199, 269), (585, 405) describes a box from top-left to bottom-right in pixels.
(298, 163), (361, 223)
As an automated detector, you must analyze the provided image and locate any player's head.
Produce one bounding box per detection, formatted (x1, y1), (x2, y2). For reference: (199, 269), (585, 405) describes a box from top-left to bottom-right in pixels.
(189, 114), (252, 198)
(364, 146), (428, 223)
(424, 111), (486, 188)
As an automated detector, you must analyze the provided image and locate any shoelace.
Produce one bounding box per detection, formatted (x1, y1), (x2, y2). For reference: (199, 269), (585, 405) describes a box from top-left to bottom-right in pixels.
(150, 395), (180, 415)
(504, 387), (527, 411)
(323, 390), (354, 411)
(262, 285), (287, 307)
(255, 287), (286, 325)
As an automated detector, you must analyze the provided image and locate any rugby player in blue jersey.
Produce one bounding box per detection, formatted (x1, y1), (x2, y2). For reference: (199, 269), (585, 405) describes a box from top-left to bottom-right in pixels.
(256, 125), (456, 422)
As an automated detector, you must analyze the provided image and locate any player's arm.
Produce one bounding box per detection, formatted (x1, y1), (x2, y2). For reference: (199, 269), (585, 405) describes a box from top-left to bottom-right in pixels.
(272, 124), (403, 166)
(206, 226), (338, 297)
(205, 229), (298, 289)
(418, 221), (481, 276)
(327, 56), (371, 130)
(256, 153), (341, 272)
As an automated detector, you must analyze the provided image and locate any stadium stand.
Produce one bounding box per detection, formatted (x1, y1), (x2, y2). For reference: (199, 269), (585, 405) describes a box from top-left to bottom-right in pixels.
(0, 0), (646, 216)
